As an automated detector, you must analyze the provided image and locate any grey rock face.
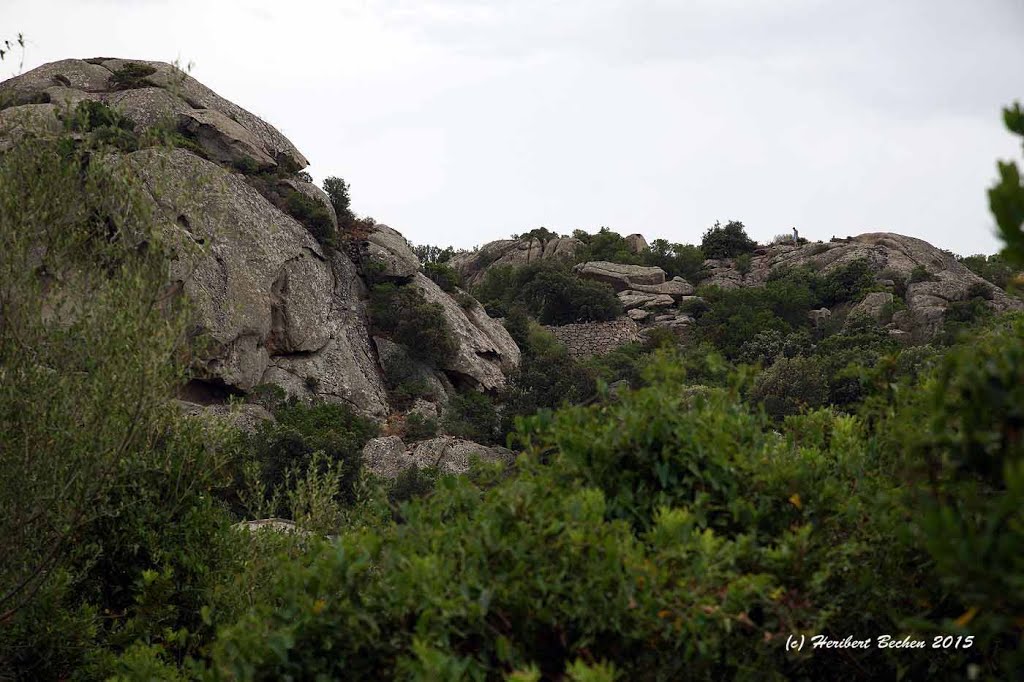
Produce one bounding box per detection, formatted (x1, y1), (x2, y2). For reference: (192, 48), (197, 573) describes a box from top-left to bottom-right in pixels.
(179, 108), (277, 170)
(412, 274), (521, 390)
(847, 292), (894, 325)
(0, 58), (308, 171)
(809, 308), (832, 327)
(626, 276), (695, 297)
(365, 224), (420, 280)
(574, 261), (667, 291)
(450, 236), (582, 286)
(361, 435), (514, 478)
(625, 233), (649, 253)
(1, 58), (523, 422)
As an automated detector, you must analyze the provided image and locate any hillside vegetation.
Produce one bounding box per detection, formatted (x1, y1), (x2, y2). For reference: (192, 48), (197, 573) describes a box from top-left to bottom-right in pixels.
(1, 54), (1024, 681)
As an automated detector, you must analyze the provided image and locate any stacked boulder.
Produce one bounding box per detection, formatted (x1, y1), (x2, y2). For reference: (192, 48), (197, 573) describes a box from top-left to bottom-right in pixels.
(0, 59), (520, 426)
(574, 261), (697, 331)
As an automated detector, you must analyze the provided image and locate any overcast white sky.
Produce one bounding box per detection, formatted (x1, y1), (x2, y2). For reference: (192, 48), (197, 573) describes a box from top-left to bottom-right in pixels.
(3, 1), (1022, 254)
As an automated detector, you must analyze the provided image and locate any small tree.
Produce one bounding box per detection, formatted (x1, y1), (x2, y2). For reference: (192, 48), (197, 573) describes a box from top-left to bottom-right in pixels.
(322, 176), (355, 229)
(700, 220), (757, 259)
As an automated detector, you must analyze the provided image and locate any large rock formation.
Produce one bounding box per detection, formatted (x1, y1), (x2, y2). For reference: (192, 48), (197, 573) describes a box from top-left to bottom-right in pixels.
(0, 59), (520, 424)
(450, 235), (582, 285)
(700, 233), (1022, 339)
(573, 261), (667, 291)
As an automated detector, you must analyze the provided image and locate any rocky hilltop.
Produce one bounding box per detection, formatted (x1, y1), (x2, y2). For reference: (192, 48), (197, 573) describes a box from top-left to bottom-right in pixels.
(0, 59), (520, 424)
(700, 233), (1022, 339)
(455, 231), (1022, 344)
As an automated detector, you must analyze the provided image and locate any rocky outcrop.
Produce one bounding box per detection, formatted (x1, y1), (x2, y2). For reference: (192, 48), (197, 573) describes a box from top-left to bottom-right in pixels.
(362, 435), (514, 478)
(699, 233), (1023, 339)
(0, 58), (307, 170)
(412, 275), (521, 390)
(625, 233), (649, 254)
(450, 236), (582, 285)
(1, 59), (521, 423)
(365, 224), (420, 280)
(847, 292), (894, 325)
(573, 261), (667, 292)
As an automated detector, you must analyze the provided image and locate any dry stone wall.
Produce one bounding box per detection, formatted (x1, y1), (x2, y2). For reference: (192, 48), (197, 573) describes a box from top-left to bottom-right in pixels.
(543, 318), (641, 358)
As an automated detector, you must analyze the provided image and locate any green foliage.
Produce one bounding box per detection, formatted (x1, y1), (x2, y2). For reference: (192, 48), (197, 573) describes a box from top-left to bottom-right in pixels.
(369, 283), (459, 367)
(0, 121), (244, 677)
(519, 266), (623, 325)
(958, 253), (1017, 290)
(413, 243), (456, 264)
(749, 355), (829, 419)
(575, 226), (644, 264)
(108, 62), (157, 91)
(512, 226), (561, 242)
(444, 390), (502, 444)
(236, 401), (378, 520)
(500, 322), (597, 436)
(404, 412), (439, 441)
(735, 252), (752, 275)
(989, 102), (1024, 266)
(423, 260), (462, 292)
(476, 262), (622, 325)
(700, 220), (756, 259)
(284, 190), (335, 247)
(322, 175), (355, 230)
(819, 258), (876, 306)
(645, 239), (705, 281)
(909, 264), (937, 283)
(63, 100), (140, 151)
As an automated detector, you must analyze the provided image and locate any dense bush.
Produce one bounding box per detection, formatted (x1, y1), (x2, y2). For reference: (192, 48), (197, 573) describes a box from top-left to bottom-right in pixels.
(235, 401), (378, 518)
(645, 239), (705, 281)
(284, 190), (335, 247)
(443, 390), (502, 444)
(958, 253), (1017, 289)
(369, 283), (459, 367)
(513, 226), (561, 242)
(819, 258), (876, 306)
(519, 267), (623, 325)
(475, 262), (622, 325)
(700, 219), (756, 259)
(322, 175), (355, 230)
(108, 61), (157, 90)
(749, 354), (829, 419)
(423, 261), (462, 292)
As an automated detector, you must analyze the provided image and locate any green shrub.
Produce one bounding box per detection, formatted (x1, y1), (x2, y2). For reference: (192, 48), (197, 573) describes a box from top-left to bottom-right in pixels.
(284, 190), (335, 247)
(909, 265), (937, 283)
(735, 252), (752, 275)
(237, 401), (378, 518)
(63, 100), (139, 151)
(749, 354), (829, 419)
(700, 219), (756, 259)
(404, 412), (439, 441)
(643, 239), (704, 281)
(475, 261), (621, 326)
(369, 283), (459, 367)
(322, 176), (355, 230)
(443, 391), (501, 444)
(819, 258), (876, 305)
(423, 261), (462, 292)
(108, 62), (157, 91)
(512, 226), (561, 242)
(519, 267), (622, 325)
